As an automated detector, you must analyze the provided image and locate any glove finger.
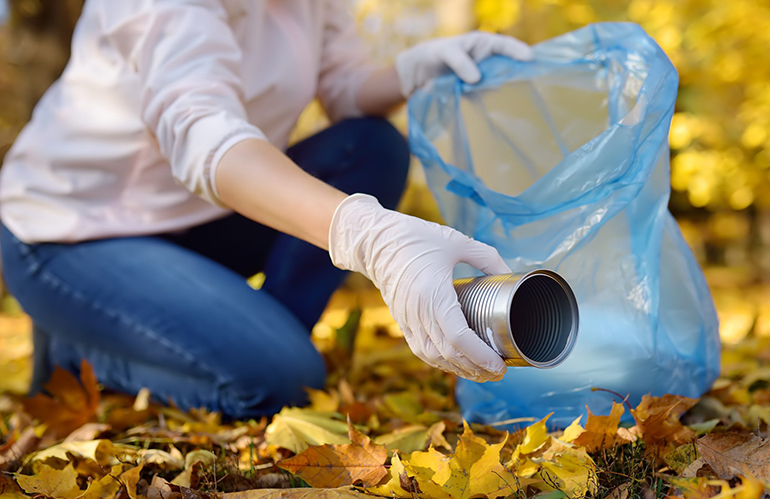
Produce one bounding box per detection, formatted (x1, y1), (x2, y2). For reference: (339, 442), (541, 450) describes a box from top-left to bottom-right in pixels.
(421, 337), (477, 379)
(402, 302), (475, 379)
(436, 296), (507, 377)
(450, 232), (511, 275)
(441, 48), (482, 84)
(489, 34), (535, 61)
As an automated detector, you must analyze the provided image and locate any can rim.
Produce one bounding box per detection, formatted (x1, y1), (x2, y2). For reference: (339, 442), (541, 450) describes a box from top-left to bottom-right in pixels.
(504, 269), (580, 369)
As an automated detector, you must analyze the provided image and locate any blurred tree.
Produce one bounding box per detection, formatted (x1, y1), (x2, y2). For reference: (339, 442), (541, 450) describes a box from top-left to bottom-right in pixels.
(0, 0), (82, 158)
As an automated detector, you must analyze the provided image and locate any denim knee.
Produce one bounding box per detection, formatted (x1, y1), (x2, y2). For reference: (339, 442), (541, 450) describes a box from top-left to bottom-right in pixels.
(338, 117), (410, 210)
(217, 346), (327, 418)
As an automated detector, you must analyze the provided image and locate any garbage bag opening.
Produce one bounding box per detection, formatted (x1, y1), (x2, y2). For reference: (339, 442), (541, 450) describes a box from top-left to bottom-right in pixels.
(511, 273), (574, 365)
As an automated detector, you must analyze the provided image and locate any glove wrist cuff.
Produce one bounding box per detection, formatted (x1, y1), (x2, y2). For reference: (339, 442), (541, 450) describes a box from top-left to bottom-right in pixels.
(328, 193), (382, 275)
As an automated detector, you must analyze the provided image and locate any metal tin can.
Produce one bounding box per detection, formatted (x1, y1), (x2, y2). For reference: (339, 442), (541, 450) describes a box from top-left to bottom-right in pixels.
(453, 270), (579, 368)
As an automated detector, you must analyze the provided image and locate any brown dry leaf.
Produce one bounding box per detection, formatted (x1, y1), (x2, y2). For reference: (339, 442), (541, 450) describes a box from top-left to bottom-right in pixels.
(631, 394), (698, 458)
(696, 432), (770, 480)
(278, 420), (387, 488)
(147, 475), (220, 499)
(605, 482), (631, 499)
(224, 487), (369, 498)
(23, 360), (99, 440)
(573, 402), (625, 452)
(15, 463), (81, 499)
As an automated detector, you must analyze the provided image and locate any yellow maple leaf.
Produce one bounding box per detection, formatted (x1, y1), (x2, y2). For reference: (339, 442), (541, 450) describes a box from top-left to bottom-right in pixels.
(15, 463), (81, 499)
(518, 414), (552, 455)
(367, 422), (522, 499)
(537, 440), (598, 498)
(77, 466), (123, 499)
(365, 452), (417, 498)
(561, 416), (584, 443)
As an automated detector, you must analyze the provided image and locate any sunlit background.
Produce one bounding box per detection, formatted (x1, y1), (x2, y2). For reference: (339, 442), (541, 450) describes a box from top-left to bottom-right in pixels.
(0, 0), (769, 391)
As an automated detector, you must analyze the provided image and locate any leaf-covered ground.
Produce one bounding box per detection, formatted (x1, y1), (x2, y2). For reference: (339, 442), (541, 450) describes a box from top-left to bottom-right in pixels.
(0, 285), (769, 499)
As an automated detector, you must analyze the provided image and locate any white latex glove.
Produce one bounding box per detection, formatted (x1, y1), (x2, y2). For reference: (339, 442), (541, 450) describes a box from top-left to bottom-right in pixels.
(329, 194), (512, 382)
(395, 31), (535, 97)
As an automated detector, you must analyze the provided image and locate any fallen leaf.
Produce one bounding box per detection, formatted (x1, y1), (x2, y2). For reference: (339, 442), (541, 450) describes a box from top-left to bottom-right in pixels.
(138, 449), (185, 470)
(668, 477), (720, 499)
(605, 482), (631, 499)
(147, 475), (220, 499)
(561, 417), (584, 443)
(78, 465), (122, 499)
(573, 403), (625, 452)
(172, 449), (217, 488)
(370, 422), (522, 499)
(426, 421), (451, 452)
(133, 388), (151, 412)
(518, 414), (551, 455)
(631, 394), (698, 458)
(306, 388), (340, 413)
(681, 458), (708, 478)
(0, 471), (29, 499)
(278, 420), (387, 488)
(31, 439), (137, 467)
(119, 464), (144, 499)
(265, 408), (350, 454)
(63, 423), (111, 443)
(23, 360), (99, 440)
(366, 451), (436, 499)
(665, 443), (701, 474)
(696, 432), (770, 480)
(536, 439), (598, 498)
(225, 487), (370, 498)
(16, 463), (81, 499)
(374, 425), (431, 454)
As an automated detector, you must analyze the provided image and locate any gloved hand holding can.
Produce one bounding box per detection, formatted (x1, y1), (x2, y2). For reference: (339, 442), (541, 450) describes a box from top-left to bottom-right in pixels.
(329, 193), (512, 383)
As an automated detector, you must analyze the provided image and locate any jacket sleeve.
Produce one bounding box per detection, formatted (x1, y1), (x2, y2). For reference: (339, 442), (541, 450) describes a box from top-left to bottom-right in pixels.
(316, 0), (379, 122)
(101, 0), (266, 206)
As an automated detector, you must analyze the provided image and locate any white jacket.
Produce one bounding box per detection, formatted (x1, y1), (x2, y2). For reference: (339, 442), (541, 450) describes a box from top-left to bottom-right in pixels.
(0, 0), (375, 243)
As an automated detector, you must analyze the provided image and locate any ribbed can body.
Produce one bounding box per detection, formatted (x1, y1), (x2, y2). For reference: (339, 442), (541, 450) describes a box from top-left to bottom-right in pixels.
(452, 270), (579, 368)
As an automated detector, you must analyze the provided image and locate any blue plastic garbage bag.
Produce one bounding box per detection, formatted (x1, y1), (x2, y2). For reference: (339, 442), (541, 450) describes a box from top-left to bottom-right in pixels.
(407, 23), (721, 428)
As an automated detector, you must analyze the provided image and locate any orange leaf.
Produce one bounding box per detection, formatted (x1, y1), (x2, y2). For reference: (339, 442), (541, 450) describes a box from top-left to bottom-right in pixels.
(22, 360), (100, 440)
(278, 420), (387, 488)
(573, 402), (625, 452)
(631, 394), (698, 459)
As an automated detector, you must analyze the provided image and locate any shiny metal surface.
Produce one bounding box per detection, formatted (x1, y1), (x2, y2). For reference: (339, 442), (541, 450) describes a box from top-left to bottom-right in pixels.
(453, 270), (579, 368)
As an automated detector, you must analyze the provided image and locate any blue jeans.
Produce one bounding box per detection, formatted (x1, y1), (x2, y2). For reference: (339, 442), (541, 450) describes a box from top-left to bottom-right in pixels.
(1, 118), (409, 418)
